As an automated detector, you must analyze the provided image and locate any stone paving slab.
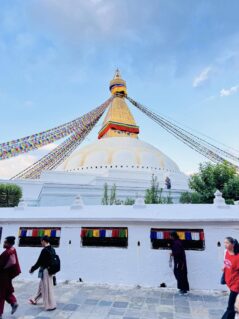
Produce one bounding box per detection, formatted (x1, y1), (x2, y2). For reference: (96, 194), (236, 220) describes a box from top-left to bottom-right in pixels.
(2, 281), (228, 319)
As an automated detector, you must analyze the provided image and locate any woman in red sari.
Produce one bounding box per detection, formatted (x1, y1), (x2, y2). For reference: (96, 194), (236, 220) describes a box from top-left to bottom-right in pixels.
(0, 236), (21, 319)
(222, 237), (239, 319)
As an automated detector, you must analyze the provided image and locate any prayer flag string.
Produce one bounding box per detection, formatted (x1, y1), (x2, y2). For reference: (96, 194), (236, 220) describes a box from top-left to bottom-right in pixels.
(1, 97), (113, 160)
(11, 98), (112, 179)
(81, 228), (128, 239)
(150, 229), (204, 241)
(19, 228), (61, 238)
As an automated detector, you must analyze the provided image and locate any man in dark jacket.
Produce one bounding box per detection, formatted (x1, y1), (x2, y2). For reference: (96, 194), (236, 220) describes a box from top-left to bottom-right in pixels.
(170, 231), (190, 295)
(29, 236), (56, 311)
(0, 236), (21, 319)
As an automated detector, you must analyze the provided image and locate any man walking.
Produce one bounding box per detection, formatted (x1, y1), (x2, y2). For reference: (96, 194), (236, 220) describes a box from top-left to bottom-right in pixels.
(29, 236), (56, 311)
(0, 236), (21, 319)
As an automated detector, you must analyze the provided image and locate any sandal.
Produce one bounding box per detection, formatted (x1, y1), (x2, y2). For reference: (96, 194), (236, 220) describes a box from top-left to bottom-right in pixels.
(29, 299), (37, 305)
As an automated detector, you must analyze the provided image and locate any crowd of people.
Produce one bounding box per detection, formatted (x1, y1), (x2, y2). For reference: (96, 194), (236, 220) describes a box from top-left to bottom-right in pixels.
(0, 233), (239, 318)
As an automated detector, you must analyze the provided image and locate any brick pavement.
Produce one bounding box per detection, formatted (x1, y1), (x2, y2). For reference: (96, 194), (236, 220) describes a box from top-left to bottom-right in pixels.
(2, 281), (228, 319)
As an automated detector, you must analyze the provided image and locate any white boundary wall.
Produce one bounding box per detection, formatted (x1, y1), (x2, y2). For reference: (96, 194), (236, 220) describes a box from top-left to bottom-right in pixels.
(0, 203), (238, 291)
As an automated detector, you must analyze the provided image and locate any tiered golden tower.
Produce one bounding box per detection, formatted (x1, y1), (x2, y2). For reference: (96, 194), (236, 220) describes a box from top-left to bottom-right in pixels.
(98, 70), (139, 139)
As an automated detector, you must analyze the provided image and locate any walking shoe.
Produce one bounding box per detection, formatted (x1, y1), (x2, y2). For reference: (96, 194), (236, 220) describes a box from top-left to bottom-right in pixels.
(11, 303), (19, 314)
(47, 307), (56, 311)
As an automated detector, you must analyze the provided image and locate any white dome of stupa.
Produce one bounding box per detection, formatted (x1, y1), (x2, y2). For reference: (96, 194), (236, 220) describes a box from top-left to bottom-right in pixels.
(62, 137), (180, 174)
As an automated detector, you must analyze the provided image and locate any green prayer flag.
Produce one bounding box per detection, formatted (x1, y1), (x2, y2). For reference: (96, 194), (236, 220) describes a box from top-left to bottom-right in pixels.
(119, 229), (126, 238)
(38, 229), (44, 237)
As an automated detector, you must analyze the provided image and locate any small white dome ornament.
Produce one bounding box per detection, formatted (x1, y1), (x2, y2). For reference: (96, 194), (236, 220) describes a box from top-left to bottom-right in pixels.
(133, 197), (146, 209)
(15, 200), (28, 210)
(213, 190), (228, 208)
(71, 194), (84, 209)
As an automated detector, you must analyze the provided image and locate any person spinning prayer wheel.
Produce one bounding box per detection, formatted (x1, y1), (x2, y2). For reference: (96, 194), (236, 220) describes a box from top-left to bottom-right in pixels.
(170, 231), (190, 295)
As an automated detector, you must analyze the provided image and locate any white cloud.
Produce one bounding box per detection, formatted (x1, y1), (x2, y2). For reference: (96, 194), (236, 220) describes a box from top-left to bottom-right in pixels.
(40, 143), (58, 151)
(193, 67), (211, 87)
(0, 154), (37, 179)
(29, 0), (118, 42)
(185, 170), (196, 176)
(220, 85), (239, 97)
(0, 143), (58, 179)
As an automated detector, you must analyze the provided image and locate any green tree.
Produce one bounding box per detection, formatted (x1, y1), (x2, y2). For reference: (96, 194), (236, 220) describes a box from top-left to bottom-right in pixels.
(180, 162), (239, 204)
(179, 191), (203, 204)
(115, 199), (124, 205)
(101, 183), (109, 205)
(124, 197), (135, 205)
(102, 183), (123, 205)
(223, 175), (239, 202)
(145, 175), (173, 204)
(162, 193), (173, 204)
(109, 184), (117, 205)
(145, 175), (160, 204)
(0, 184), (22, 207)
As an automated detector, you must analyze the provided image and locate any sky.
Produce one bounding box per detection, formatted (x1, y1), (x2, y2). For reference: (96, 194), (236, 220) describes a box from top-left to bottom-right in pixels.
(0, 0), (239, 179)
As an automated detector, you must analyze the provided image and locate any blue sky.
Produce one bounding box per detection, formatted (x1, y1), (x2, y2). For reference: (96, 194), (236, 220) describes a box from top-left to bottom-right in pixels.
(0, 0), (239, 178)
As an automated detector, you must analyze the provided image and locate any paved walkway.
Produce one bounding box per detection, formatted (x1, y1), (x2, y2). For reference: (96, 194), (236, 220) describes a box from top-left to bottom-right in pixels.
(3, 281), (227, 319)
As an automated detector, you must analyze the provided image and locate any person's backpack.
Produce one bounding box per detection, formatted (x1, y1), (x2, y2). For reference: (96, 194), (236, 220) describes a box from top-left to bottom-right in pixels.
(48, 248), (61, 275)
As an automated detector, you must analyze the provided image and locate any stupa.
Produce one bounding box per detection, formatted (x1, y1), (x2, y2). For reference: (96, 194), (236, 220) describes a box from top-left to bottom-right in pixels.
(60, 70), (187, 189)
(1, 71), (189, 206)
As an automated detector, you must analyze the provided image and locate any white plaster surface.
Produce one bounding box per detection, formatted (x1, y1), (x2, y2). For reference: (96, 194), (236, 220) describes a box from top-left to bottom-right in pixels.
(0, 137), (190, 206)
(0, 203), (238, 291)
(0, 163), (188, 206)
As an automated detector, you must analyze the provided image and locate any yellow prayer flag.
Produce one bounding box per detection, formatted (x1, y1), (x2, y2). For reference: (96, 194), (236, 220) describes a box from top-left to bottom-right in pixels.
(93, 229), (100, 237)
(177, 231), (185, 240)
(44, 229), (51, 236)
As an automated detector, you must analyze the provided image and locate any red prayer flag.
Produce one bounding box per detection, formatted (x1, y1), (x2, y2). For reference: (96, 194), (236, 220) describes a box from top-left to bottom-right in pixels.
(200, 231), (205, 240)
(112, 229), (119, 237)
(32, 229), (38, 237)
(164, 231), (170, 239)
(81, 229), (86, 237)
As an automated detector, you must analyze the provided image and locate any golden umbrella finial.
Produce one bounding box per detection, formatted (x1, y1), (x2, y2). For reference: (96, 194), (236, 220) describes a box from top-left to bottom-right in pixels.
(115, 68), (121, 78)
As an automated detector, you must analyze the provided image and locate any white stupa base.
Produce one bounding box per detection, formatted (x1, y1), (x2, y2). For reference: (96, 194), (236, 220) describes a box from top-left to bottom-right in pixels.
(1, 167), (189, 206)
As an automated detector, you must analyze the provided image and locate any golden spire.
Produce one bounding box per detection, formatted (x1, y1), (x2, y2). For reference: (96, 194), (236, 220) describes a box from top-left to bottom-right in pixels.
(98, 70), (139, 139)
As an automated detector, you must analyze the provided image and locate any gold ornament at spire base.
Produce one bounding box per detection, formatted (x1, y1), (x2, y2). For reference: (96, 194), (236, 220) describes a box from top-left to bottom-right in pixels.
(109, 69), (127, 96)
(98, 70), (139, 139)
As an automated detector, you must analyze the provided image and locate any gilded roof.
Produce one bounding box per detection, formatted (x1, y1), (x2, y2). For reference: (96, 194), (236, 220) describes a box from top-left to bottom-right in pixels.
(98, 70), (139, 139)
(102, 97), (137, 127)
